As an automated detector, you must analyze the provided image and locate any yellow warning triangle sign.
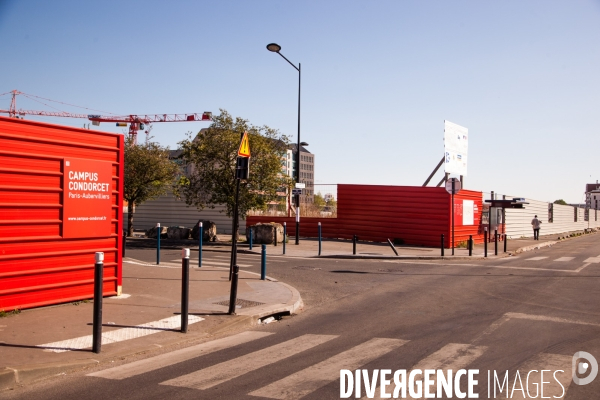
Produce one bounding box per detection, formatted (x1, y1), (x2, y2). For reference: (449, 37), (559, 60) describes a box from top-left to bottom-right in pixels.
(237, 131), (251, 157)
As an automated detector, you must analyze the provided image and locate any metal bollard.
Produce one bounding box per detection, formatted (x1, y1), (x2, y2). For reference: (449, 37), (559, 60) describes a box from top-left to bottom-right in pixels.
(494, 229), (498, 256)
(156, 222), (161, 265)
(261, 244), (267, 280)
(122, 230), (126, 258)
(469, 235), (473, 257)
(318, 222), (322, 256)
(274, 226), (277, 247)
(484, 228), (488, 257)
(441, 234), (444, 257)
(92, 252), (104, 354)
(181, 248), (190, 333)
(353, 235), (357, 255)
(227, 265), (239, 315)
(283, 222), (286, 255)
(504, 234), (508, 253)
(249, 226), (253, 251)
(198, 222), (203, 268)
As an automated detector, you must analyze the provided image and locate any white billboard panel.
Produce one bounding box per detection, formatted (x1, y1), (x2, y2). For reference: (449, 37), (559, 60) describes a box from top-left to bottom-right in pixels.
(444, 120), (468, 176)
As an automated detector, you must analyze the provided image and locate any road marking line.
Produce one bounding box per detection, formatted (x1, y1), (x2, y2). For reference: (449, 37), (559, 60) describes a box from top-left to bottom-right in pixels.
(553, 257), (574, 262)
(172, 260), (252, 267)
(525, 256), (548, 261)
(88, 331), (273, 380)
(584, 257), (600, 263)
(364, 343), (487, 399)
(249, 338), (408, 400)
(496, 353), (572, 400)
(383, 261), (478, 266)
(160, 334), (337, 390)
(38, 315), (204, 353)
(505, 312), (600, 327)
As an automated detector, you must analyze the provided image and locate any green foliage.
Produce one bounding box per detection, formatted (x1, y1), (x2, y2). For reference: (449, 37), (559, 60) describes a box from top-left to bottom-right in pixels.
(124, 137), (180, 235)
(553, 199), (567, 205)
(0, 308), (21, 317)
(176, 109), (290, 219)
(313, 192), (326, 208)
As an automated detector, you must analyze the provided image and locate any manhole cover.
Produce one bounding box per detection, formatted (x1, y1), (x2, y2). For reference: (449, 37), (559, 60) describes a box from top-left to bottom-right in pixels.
(213, 299), (265, 308)
(292, 266), (322, 271)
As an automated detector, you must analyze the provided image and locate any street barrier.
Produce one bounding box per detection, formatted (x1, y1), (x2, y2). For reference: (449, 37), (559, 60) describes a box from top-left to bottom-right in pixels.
(93, 252), (104, 354)
(261, 244), (267, 280)
(198, 222), (203, 268)
(441, 234), (444, 257)
(156, 222), (161, 265)
(318, 222), (322, 256)
(181, 248), (190, 333)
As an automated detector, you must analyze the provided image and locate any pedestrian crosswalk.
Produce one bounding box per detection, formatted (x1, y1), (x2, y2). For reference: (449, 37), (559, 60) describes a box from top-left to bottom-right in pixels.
(88, 331), (577, 399)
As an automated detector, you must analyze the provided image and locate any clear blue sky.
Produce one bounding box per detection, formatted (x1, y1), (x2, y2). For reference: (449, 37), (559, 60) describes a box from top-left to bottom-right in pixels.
(1, 0), (599, 203)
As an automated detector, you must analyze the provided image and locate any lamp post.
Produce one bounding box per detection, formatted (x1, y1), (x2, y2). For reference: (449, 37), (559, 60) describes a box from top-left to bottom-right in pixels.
(267, 42), (302, 245)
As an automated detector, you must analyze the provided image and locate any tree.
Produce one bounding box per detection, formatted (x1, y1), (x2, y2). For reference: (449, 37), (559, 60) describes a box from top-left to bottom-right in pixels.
(554, 199), (568, 205)
(313, 192), (326, 209)
(124, 137), (180, 236)
(177, 109), (290, 219)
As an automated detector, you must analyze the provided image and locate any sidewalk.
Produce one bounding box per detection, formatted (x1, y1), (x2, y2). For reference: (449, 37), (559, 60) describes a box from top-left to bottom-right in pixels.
(0, 261), (302, 391)
(0, 232), (563, 391)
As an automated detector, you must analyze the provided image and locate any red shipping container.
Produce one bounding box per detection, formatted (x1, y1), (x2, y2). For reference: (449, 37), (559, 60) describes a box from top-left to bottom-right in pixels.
(0, 116), (124, 311)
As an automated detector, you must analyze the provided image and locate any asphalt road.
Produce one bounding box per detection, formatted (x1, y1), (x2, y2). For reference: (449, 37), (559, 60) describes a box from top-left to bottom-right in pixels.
(4, 235), (600, 399)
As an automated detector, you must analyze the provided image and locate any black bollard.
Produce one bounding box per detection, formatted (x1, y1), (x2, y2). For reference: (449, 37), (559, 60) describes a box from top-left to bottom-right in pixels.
(469, 235), (473, 257)
(274, 226), (278, 247)
(261, 244), (267, 280)
(318, 222), (322, 256)
(494, 229), (498, 256)
(92, 252), (104, 354)
(441, 234), (445, 257)
(484, 229), (488, 257)
(504, 233), (508, 253)
(122, 230), (126, 258)
(181, 248), (190, 333)
(283, 222), (286, 255)
(156, 222), (161, 265)
(228, 265), (240, 315)
(353, 235), (357, 255)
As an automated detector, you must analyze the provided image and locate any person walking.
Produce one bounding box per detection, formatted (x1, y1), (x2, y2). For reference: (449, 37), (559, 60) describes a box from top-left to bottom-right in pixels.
(531, 215), (542, 240)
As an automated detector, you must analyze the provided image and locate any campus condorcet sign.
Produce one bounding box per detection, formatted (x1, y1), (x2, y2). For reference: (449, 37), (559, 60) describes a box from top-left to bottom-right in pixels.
(63, 158), (113, 238)
(444, 120), (468, 176)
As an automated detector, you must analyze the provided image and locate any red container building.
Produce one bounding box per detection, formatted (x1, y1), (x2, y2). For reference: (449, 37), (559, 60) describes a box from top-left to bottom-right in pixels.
(0, 117), (124, 312)
(247, 184), (485, 247)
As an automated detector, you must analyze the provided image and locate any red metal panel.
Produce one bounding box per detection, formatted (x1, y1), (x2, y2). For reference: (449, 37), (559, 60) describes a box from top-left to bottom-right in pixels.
(247, 184), (485, 248)
(0, 117), (123, 312)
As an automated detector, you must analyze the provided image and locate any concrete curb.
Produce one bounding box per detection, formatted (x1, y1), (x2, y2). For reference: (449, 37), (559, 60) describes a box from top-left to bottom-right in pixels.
(1, 359), (99, 391)
(514, 241), (557, 254)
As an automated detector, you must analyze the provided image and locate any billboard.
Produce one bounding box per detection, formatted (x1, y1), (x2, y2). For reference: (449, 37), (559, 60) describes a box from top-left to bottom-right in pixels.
(444, 120), (468, 176)
(63, 157), (113, 238)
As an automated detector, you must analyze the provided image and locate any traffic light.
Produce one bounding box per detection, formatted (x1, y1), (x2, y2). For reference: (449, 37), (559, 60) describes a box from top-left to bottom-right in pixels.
(236, 157), (249, 180)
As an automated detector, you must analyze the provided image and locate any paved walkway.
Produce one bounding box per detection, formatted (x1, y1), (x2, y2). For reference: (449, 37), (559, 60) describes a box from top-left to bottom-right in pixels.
(0, 232), (565, 390)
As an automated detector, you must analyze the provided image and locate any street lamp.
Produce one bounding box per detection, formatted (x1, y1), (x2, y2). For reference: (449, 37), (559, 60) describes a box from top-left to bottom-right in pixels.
(267, 42), (302, 245)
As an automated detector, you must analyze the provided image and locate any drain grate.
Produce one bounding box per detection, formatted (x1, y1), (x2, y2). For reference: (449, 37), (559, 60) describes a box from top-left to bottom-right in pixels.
(292, 266), (322, 271)
(213, 299), (265, 308)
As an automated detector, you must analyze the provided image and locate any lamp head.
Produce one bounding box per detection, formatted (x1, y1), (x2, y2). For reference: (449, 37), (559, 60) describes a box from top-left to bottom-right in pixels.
(266, 43), (281, 52)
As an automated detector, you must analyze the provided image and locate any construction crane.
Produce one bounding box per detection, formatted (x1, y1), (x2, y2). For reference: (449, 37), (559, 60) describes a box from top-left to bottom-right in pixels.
(0, 90), (212, 143)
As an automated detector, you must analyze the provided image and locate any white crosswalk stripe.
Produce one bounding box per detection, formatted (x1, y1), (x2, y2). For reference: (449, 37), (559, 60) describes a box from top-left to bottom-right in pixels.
(553, 257), (575, 262)
(88, 331), (273, 380)
(249, 338), (408, 400)
(494, 353), (572, 399)
(526, 257), (548, 261)
(160, 334), (337, 390)
(360, 343), (487, 399)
